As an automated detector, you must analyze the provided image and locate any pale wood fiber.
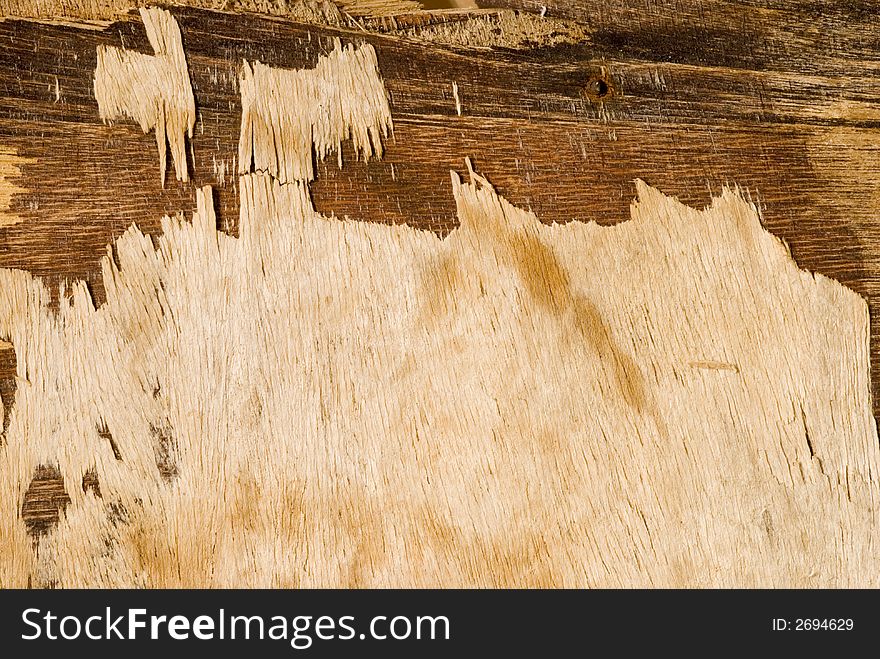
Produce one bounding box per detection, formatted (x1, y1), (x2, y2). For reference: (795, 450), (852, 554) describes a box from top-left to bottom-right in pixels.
(94, 6), (196, 184)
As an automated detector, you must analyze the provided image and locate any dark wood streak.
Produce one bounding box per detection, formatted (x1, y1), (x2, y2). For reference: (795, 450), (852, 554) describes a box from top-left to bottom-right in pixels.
(0, 343), (14, 441)
(0, 4), (878, 429)
(485, 0), (880, 76)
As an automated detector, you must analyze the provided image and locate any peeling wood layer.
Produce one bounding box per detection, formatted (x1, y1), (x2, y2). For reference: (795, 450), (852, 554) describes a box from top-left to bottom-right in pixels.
(0, 163), (876, 587)
(0, 7), (878, 411)
(94, 7), (195, 184)
(389, 9), (590, 49)
(238, 39), (392, 183)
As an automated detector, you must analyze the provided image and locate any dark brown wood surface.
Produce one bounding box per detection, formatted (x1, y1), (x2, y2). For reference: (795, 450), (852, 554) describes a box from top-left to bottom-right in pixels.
(1, 1), (879, 443)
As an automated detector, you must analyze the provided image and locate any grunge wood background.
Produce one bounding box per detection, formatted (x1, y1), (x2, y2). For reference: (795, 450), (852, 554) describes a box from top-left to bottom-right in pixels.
(0, 1), (878, 587)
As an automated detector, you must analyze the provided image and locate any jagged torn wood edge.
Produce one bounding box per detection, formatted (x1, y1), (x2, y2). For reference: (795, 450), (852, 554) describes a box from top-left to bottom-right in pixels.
(238, 38), (393, 184)
(0, 146), (28, 227)
(93, 6), (196, 185)
(0, 162), (877, 586)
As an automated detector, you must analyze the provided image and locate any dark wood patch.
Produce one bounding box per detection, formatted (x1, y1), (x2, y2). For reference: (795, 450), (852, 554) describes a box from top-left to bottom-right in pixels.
(0, 341), (14, 440)
(486, 0), (880, 77)
(21, 464), (71, 538)
(82, 468), (102, 497)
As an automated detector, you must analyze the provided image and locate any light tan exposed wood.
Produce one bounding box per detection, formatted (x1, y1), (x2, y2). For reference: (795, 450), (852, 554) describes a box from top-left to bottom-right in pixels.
(1, 170), (877, 587)
(393, 8), (588, 48)
(94, 6), (195, 184)
(238, 40), (392, 183)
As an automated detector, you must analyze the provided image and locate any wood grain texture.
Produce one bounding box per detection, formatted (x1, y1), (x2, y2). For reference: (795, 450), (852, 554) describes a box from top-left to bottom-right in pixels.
(94, 6), (197, 184)
(1, 4), (878, 414)
(486, 0), (880, 77)
(1, 163), (876, 587)
(0, 3), (879, 586)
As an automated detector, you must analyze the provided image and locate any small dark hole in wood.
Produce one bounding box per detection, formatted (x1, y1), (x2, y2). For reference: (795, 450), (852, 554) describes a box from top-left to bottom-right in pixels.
(583, 76), (613, 101)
